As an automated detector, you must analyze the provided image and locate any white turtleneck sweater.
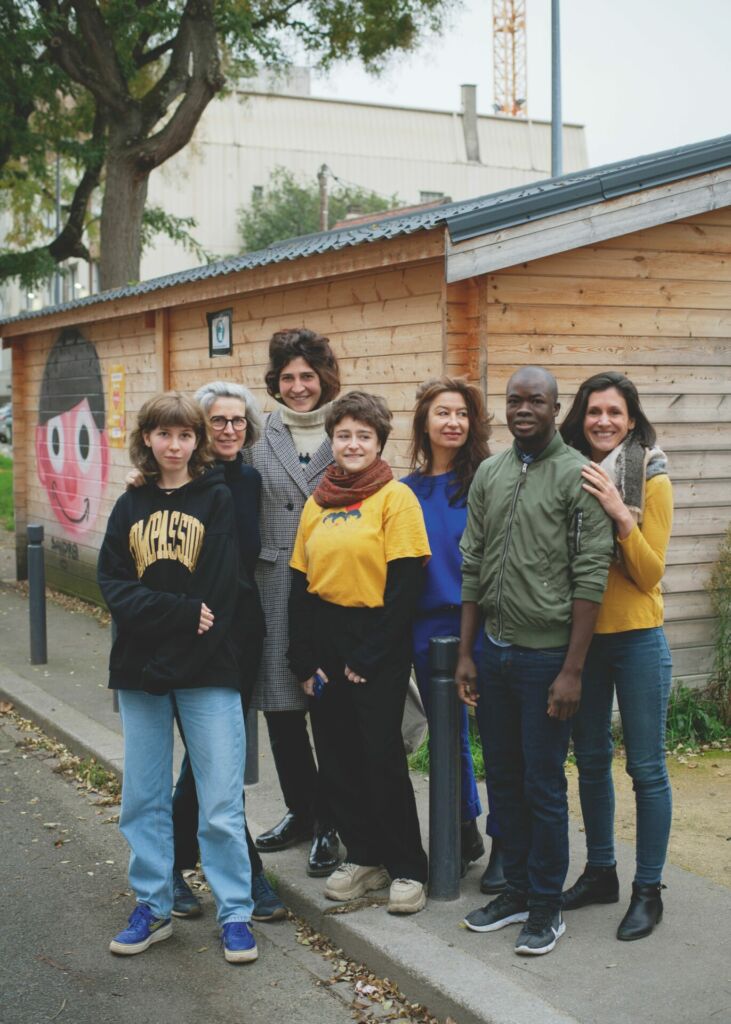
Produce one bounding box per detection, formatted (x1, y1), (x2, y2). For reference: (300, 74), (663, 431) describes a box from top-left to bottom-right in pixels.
(279, 403), (330, 468)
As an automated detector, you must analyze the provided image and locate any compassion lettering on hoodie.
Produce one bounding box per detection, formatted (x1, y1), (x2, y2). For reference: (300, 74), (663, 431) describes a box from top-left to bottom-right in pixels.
(128, 510), (206, 577)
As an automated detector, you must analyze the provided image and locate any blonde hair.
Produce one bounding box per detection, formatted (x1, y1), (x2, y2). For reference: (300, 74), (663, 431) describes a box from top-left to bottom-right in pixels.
(129, 391), (214, 481)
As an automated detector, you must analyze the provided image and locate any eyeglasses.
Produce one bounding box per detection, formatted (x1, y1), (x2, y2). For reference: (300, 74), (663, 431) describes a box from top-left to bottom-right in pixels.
(209, 416), (247, 432)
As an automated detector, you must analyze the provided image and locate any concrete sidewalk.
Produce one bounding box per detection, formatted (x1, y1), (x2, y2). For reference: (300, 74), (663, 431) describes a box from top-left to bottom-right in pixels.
(1, 580), (729, 1024)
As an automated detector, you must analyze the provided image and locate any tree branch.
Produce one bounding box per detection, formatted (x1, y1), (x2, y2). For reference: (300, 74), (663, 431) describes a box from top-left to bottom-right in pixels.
(40, 0), (130, 115)
(135, 0), (224, 167)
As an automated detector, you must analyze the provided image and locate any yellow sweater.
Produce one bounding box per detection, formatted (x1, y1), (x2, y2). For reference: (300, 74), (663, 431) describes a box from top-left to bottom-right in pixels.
(595, 474), (673, 634)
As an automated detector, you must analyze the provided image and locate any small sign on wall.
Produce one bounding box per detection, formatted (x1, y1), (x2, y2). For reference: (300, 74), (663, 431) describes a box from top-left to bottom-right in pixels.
(207, 308), (233, 357)
(108, 364), (126, 448)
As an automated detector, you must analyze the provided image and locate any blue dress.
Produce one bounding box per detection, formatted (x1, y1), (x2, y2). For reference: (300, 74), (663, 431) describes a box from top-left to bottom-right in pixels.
(402, 470), (497, 835)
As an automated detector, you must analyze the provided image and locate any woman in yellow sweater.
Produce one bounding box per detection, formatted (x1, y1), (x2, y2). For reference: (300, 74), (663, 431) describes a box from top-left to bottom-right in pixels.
(559, 371), (673, 942)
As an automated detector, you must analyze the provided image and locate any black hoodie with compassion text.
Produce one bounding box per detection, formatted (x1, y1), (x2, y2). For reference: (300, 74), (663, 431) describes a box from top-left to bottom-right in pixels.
(97, 466), (240, 694)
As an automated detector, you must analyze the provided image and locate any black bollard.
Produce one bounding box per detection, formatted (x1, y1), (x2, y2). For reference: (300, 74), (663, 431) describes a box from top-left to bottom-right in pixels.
(244, 707), (259, 785)
(428, 635), (461, 900)
(27, 524), (47, 665)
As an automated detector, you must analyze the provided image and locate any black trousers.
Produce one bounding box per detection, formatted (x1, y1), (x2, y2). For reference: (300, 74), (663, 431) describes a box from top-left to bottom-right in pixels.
(264, 708), (331, 827)
(310, 637), (427, 883)
(172, 701), (263, 876)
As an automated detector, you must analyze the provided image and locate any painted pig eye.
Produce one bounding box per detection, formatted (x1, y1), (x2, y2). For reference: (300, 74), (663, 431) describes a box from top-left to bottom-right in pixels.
(46, 415), (65, 473)
(75, 406), (95, 475)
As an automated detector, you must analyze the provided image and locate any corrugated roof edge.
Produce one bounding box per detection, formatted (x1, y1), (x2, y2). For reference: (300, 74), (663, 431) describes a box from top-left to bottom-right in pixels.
(3, 130), (731, 329)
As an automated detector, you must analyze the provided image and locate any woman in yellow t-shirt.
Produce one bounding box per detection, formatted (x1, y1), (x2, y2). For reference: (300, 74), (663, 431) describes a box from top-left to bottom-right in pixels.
(560, 371), (673, 942)
(288, 391), (431, 915)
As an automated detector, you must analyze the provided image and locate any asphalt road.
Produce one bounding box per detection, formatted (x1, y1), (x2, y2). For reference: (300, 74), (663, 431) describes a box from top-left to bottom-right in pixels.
(0, 719), (396, 1024)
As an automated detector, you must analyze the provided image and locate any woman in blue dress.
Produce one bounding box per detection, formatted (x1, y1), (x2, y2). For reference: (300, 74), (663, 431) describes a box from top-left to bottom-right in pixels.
(403, 377), (504, 890)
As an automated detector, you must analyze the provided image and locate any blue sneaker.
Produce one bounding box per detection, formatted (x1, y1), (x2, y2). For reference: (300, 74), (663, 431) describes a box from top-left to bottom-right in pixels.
(251, 872), (287, 922)
(110, 904), (172, 955)
(172, 869), (202, 918)
(221, 921), (258, 963)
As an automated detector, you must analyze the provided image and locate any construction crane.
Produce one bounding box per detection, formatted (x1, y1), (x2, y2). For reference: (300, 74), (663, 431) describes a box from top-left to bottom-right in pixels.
(492, 0), (527, 117)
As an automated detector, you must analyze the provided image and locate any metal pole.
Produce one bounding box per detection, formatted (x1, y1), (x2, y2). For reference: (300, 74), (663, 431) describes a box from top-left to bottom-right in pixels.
(54, 154), (62, 305)
(244, 707), (259, 785)
(428, 635), (461, 900)
(317, 164), (329, 232)
(27, 525), (47, 665)
(551, 0), (563, 178)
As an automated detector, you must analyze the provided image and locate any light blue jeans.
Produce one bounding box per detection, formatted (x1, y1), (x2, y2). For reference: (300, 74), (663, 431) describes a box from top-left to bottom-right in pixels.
(571, 627), (673, 886)
(118, 687), (253, 923)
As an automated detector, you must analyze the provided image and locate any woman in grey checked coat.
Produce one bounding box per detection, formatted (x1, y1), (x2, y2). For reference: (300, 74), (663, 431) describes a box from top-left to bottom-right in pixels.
(244, 327), (342, 877)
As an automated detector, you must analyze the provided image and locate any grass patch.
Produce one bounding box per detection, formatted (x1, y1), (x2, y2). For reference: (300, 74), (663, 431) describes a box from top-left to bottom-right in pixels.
(665, 683), (730, 748)
(0, 453), (13, 530)
(408, 686), (731, 778)
(408, 716), (486, 779)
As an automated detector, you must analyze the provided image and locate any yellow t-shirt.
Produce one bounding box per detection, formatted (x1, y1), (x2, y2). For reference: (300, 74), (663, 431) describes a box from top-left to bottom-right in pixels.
(595, 474), (673, 634)
(290, 479), (431, 608)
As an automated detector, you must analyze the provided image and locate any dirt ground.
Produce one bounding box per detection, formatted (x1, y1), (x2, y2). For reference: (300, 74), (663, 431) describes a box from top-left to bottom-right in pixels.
(566, 749), (731, 890)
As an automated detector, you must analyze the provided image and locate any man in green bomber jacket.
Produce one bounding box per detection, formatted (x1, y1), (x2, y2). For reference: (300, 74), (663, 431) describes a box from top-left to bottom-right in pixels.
(456, 366), (613, 957)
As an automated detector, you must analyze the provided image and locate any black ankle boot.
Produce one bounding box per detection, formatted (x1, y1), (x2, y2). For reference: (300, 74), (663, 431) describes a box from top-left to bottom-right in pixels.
(460, 819), (485, 877)
(616, 882), (664, 941)
(562, 863), (619, 910)
(480, 838), (507, 894)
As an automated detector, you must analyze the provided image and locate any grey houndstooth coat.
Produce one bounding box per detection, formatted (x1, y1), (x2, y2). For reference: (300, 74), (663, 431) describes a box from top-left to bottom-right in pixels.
(244, 408), (333, 711)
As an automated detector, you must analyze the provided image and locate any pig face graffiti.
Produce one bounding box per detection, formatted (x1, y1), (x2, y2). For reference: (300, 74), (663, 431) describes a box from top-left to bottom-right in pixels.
(35, 330), (109, 538)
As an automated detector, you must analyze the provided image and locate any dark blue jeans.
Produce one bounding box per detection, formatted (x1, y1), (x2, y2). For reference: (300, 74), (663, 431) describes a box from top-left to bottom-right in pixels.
(476, 640), (572, 901)
(572, 627), (672, 886)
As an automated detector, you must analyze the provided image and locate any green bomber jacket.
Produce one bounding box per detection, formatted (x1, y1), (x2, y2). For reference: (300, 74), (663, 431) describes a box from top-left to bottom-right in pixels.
(460, 431), (613, 649)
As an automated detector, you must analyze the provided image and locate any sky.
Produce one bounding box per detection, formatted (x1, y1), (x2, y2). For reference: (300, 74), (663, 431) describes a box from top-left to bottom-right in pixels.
(311, 0), (731, 169)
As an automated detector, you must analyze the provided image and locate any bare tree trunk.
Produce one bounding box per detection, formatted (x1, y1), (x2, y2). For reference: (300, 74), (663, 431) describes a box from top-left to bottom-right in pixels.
(99, 138), (149, 290)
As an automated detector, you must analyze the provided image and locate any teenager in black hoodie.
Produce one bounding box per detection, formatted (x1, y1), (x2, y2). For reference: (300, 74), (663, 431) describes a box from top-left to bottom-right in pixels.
(98, 392), (256, 965)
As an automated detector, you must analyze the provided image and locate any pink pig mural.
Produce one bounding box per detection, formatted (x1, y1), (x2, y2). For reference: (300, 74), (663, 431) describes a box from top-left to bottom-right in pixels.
(35, 328), (109, 537)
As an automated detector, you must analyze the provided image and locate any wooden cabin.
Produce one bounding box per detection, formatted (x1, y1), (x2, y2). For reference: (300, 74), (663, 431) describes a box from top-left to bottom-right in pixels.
(3, 134), (731, 687)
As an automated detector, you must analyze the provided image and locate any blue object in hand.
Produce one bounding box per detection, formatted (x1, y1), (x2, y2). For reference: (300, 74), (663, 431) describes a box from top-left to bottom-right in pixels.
(312, 672), (327, 699)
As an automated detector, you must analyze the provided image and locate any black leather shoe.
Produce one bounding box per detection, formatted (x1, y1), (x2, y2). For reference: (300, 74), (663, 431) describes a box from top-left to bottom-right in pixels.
(562, 863), (619, 911)
(460, 819), (485, 877)
(616, 882), (664, 941)
(255, 812), (313, 853)
(480, 838), (507, 894)
(307, 826), (341, 877)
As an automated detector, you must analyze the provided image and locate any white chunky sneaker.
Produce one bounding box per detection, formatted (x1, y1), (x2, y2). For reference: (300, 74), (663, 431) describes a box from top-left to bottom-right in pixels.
(387, 878), (427, 915)
(324, 863), (390, 901)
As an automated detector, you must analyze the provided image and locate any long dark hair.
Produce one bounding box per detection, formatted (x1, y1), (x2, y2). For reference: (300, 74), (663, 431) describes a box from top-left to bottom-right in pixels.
(409, 376), (491, 504)
(560, 370), (657, 456)
(264, 328), (340, 406)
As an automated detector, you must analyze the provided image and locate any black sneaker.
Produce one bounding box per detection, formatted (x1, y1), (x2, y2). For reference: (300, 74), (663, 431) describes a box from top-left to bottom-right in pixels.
(463, 889), (529, 932)
(515, 904), (565, 955)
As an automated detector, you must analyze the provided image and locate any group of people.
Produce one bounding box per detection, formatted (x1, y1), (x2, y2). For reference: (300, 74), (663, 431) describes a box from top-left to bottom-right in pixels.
(97, 326), (673, 964)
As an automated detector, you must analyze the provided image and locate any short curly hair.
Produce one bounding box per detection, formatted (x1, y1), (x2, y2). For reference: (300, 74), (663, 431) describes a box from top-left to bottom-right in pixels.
(129, 391), (214, 482)
(325, 391), (393, 451)
(264, 328), (340, 406)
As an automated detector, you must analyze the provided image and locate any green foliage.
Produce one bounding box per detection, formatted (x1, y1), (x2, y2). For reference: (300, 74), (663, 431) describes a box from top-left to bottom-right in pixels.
(665, 684), (730, 748)
(1, 0), (453, 286)
(0, 453), (14, 531)
(141, 206), (215, 265)
(238, 167), (399, 252)
(707, 525), (731, 725)
(408, 716), (486, 779)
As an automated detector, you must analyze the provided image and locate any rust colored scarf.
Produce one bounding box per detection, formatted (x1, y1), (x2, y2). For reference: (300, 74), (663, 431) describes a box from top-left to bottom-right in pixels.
(313, 457), (393, 509)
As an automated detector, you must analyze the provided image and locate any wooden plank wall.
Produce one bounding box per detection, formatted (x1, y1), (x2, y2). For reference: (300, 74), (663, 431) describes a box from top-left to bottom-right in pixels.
(168, 261), (445, 471)
(483, 206), (731, 686)
(12, 313), (157, 601)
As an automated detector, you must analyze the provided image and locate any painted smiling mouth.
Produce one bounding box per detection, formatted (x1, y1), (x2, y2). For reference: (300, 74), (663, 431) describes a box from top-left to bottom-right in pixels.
(50, 482), (90, 524)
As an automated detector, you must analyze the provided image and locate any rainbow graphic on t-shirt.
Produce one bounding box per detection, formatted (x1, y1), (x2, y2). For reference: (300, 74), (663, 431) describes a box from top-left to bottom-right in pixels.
(322, 502), (363, 525)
